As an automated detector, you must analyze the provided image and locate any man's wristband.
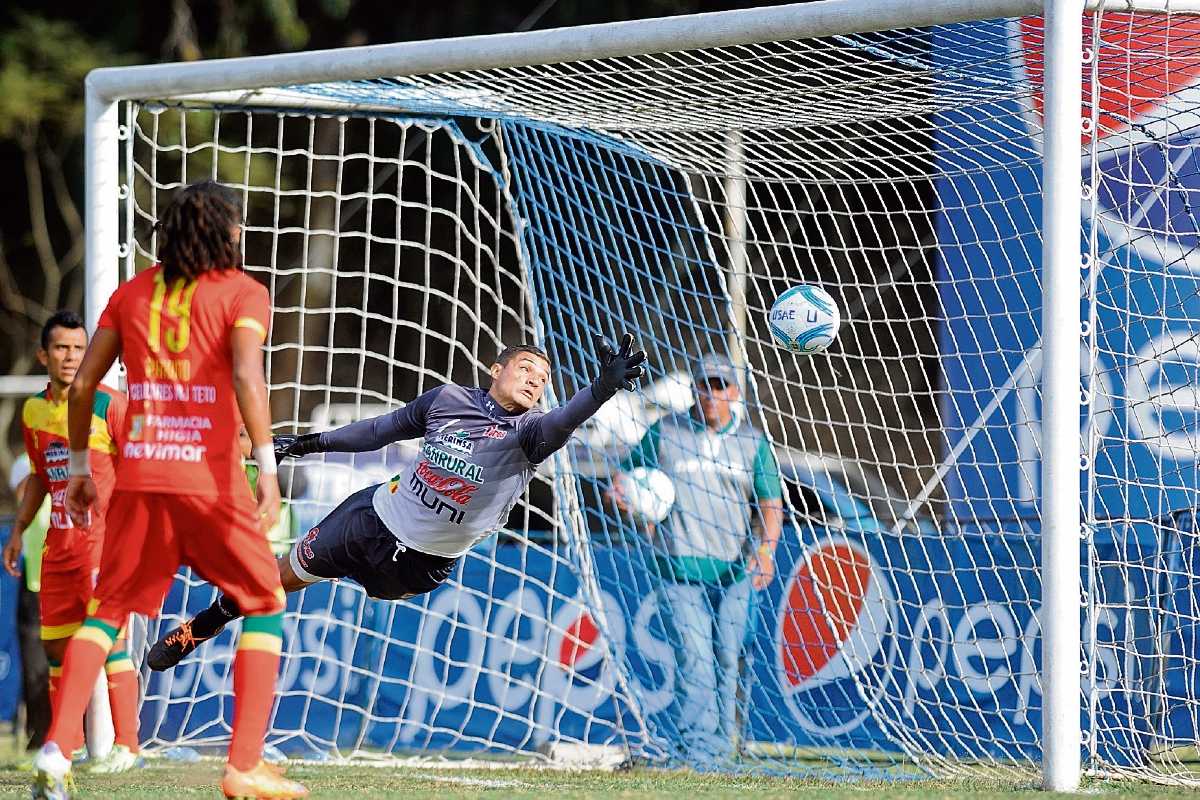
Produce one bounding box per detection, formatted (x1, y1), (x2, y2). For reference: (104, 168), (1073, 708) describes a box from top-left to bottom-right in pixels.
(253, 443), (278, 476)
(68, 449), (91, 478)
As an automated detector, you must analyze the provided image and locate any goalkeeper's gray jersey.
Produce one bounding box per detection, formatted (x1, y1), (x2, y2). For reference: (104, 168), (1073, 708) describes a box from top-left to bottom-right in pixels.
(318, 383), (602, 558)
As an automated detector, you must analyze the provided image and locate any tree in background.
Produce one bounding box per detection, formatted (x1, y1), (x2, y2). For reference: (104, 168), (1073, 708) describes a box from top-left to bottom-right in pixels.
(0, 0), (760, 509)
(0, 14), (119, 489)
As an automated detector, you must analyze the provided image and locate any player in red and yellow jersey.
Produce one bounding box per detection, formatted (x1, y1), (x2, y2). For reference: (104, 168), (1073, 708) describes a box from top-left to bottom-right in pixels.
(31, 181), (305, 800)
(1, 310), (141, 772)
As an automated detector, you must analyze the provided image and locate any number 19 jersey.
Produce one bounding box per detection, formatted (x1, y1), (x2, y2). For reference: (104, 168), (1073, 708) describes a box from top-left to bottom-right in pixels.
(98, 265), (271, 499)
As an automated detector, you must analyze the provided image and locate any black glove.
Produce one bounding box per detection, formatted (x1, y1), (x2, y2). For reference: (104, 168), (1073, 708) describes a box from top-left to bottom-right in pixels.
(592, 333), (647, 400)
(273, 433), (322, 459)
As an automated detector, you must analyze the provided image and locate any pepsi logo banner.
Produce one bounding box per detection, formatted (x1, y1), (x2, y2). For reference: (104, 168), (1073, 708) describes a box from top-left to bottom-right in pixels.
(775, 536), (898, 738)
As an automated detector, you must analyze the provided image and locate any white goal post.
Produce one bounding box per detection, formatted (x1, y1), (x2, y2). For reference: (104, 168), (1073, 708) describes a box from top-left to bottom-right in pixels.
(83, 0), (1200, 790)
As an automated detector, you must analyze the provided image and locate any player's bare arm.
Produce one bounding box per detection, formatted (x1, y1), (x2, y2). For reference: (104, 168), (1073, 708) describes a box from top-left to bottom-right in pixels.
(64, 328), (121, 530)
(3, 471), (48, 578)
(747, 497), (785, 591)
(231, 325), (280, 534)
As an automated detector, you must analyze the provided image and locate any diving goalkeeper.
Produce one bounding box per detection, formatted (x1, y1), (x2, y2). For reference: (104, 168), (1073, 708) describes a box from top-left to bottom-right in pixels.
(148, 334), (646, 670)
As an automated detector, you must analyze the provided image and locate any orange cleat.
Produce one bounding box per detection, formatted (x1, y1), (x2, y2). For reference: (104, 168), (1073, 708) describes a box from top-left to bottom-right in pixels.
(221, 760), (308, 799)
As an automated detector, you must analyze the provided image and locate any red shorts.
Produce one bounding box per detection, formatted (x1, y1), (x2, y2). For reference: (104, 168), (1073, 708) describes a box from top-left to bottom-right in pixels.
(92, 490), (285, 624)
(40, 527), (102, 640)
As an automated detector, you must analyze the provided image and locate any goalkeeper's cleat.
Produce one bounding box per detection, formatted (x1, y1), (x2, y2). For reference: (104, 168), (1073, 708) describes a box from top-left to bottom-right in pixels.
(148, 619), (224, 671)
(221, 760), (308, 799)
(31, 742), (72, 800)
(87, 744), (144, 774)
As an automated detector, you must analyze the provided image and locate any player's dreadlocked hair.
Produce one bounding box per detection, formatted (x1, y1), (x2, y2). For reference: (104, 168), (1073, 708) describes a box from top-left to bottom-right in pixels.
(155, 180), (243, 282)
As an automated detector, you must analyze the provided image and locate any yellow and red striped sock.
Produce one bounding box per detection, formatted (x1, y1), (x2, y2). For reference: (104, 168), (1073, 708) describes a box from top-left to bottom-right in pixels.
(228, 612), (283, 772)
(105, 651), (140, 751)
(47, 618), (120, 756)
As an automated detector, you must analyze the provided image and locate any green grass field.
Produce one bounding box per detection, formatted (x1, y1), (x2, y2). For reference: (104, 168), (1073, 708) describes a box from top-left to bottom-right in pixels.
(1, 761), (1198, 800)
(0, 747), (1197, 800)
(0, 731), (1195, 799)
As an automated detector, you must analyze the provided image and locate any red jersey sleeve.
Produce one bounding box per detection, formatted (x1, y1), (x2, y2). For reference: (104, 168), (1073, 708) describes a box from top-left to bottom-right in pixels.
(231, 280), (271, 343)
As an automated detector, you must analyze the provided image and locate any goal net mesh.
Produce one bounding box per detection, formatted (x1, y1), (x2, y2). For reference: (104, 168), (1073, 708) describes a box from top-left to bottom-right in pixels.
(114, 10), (1200, 782)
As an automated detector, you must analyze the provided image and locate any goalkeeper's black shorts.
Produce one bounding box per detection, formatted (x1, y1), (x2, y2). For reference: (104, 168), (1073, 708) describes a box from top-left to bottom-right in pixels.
(289, 484), (458, 601)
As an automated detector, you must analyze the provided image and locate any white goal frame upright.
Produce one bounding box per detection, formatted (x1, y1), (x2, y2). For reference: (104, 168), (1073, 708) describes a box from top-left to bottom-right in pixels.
(82, 0), (1200, 790)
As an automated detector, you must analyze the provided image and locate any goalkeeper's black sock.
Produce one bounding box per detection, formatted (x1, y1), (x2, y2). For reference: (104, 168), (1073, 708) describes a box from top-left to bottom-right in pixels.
(190, 595), (242, 639)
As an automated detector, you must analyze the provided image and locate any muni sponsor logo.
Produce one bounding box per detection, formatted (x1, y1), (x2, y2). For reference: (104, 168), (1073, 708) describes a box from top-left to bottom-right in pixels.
(408, 472), (466, 524)
(422, 442), (485, 483)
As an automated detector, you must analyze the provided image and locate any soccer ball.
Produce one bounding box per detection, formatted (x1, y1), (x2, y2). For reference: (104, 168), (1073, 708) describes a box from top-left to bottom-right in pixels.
(768, 285), (840, 354)
(620, 467), (676, 524)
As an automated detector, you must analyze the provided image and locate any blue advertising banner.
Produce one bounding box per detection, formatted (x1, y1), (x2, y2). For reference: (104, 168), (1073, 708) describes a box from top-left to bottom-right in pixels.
(934, 17), (1200, 529)
(0, 524), (30, 724)
(143, 541), (653, 756)
(930, 15), (1200, 765)
(137, 529), (1192, 766)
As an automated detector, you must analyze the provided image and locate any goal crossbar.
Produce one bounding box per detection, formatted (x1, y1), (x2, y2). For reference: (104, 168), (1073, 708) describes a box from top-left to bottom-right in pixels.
(83, 0), (1200, 105)
(87, 0), (1044, 104)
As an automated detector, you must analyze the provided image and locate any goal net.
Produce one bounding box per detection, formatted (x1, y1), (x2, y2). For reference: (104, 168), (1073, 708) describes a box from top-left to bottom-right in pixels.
(98, 2), (1200, 783)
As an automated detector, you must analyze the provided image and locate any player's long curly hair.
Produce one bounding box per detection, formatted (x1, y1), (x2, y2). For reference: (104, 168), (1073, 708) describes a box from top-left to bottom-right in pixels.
(155, 180), (243, 282)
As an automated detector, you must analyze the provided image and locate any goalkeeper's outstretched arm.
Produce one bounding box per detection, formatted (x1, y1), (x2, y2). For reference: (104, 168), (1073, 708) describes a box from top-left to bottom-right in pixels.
(274, 333), (645, 463)
(521, 333), (646, 463)
(274, 386), (445, 459)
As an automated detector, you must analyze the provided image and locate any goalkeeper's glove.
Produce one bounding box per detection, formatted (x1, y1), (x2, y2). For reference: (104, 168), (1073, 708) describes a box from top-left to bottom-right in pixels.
(273, 433), (322, 459)
(591, 332), (647, 401)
